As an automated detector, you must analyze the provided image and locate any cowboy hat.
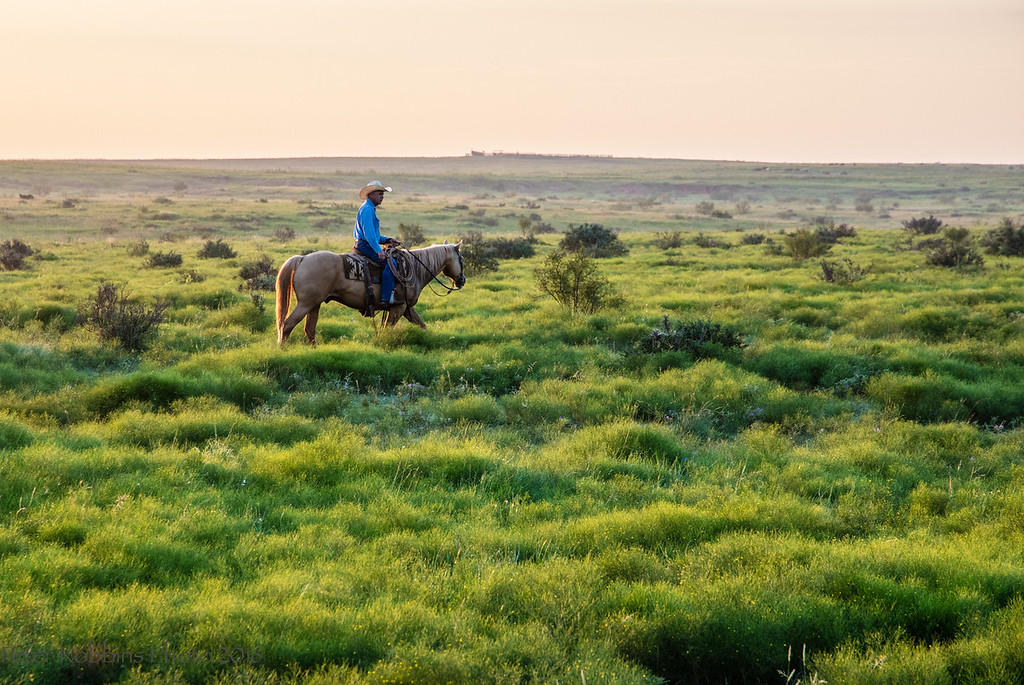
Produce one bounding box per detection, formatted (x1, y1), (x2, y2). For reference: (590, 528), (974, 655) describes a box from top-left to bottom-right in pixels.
(359, 180), (392, 199)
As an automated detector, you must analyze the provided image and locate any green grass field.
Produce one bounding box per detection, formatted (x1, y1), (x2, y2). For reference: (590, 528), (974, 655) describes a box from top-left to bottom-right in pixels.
(1, 157), (1023, 684)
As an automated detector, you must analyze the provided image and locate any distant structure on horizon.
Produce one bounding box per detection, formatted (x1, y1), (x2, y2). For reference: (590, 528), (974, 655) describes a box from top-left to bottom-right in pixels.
(468, 150), (613, 159)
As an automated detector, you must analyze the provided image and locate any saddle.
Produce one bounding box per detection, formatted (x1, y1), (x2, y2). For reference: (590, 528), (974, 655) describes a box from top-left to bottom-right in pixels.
(342, 248), (412, 317)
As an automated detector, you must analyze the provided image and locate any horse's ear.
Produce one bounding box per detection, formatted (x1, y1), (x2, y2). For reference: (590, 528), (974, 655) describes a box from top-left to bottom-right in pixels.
(443, 239), (449, 245)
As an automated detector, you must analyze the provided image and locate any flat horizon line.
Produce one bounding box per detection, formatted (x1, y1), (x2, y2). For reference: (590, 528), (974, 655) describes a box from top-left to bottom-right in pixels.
(1, 154), (1019, 167)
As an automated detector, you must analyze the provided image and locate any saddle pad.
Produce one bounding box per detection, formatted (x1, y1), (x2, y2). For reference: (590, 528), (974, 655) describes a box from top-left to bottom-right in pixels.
(342, 251), (411, 283)
(342, 253), (378, 283)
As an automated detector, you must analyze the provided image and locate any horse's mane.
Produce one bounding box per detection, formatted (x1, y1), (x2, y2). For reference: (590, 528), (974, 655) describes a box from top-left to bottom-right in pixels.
(409, 243), (455, 271)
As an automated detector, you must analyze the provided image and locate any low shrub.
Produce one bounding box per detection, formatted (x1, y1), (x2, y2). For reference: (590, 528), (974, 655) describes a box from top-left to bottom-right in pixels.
(763, 239), (785, 256)
(559, 223), (629, 257)
(694, 233), (730, 249)
(813, 219), (857, 243)
(924, 228), (984, 270)
(653, 231), (683, 250)
(459, 241), (498, 275)
(741, 233), (766, 246)
(903, 215), (944, 235)
(239, 254), (276, 291)
(487, 237), (535, 260)
(79, 282), (168, 351)
(146, 251), (183, 268)
(535, 250), (621, 314)
(638, 315), (746, 359)
(695, 200), (715, 215)
(0, 239), (35, 271)
(784, 229), (833, 261)
(125, 240), (149, 257)
(180, 269), (206, 284)
(519, 217), (556, 239)
(397, 222), (426, 247)
(197, 238), (237, 259)
(980, 217), (1024, 256)
(819, 258), (872, 285)
(457, 231), (535, 274)
(272, 226), (296, 241)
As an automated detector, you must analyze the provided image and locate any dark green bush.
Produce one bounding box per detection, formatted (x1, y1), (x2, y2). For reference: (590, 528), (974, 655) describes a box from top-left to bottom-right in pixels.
(980, 218), (1024, 256)
(819, 258), (872, 285)
(784, 229), (833, 261)
(457, 232), (499, 275)
(457, 231), (535, 274)
(488, 237), (535, 259)
(197, 238), (237, 259)
(146, 251), (183, 268)
(559, 223), (629, 257)
(903, 215), (944, 235)
(239, 254), (276, 291)
(0, 239), (35, 271)
(535, 250), (620, 314)
(813, 218), (857, 243)
(80, 282), (168, 351)
(924, 228), (984, 269)
(639, 315), (746, 359)
(694, 233), (730, 249)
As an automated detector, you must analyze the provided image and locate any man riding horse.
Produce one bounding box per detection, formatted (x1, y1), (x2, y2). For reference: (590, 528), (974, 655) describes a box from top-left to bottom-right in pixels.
(274, 180), (466, 344)
(353, 180), (401, 307)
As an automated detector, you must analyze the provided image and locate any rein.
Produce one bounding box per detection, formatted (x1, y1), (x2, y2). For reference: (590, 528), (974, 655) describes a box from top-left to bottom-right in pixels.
(397, 245), (461, 297)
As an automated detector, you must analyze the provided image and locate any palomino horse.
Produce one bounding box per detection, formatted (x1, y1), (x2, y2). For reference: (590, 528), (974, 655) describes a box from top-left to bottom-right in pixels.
(275, 243), (465, 344)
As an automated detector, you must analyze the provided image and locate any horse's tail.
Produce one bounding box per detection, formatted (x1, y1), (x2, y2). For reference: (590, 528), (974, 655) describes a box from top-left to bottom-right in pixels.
(275, 255), (302, 340)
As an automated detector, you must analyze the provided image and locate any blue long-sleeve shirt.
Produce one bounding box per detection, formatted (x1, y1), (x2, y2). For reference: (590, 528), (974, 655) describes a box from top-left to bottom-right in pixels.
(353, 199), (391, 252)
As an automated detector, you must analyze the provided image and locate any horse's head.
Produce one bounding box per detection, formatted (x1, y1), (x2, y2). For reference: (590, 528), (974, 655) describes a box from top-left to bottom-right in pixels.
(443, 241), (466, 290)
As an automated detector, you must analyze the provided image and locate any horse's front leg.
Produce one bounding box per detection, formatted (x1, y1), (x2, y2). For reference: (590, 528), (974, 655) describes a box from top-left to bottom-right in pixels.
(303, 303), (321, 345)
(403, 305), (427, 329)
(381, 303), (407, 331)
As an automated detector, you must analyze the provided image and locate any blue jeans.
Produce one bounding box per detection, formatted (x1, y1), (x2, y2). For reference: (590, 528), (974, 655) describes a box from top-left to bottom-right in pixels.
(355, 240), (395, 302)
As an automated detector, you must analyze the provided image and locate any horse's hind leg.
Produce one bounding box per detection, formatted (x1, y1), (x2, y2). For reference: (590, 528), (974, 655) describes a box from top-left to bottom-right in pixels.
(280, 302), (315, 344)
(303, 304), (321, 345)
(403, 306), (427, 329)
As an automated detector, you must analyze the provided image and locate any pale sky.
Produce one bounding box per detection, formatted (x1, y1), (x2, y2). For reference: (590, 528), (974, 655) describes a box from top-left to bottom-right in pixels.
(3, 0), (1022, 163)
